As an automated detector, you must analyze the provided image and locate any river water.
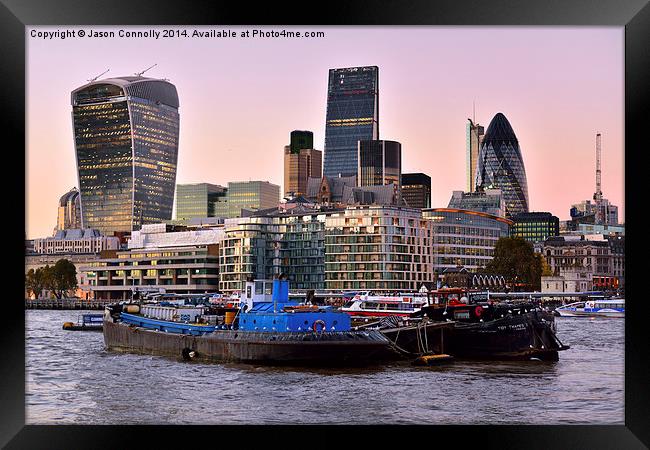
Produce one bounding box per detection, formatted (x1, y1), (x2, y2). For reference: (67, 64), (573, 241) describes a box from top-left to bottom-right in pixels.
(25, 310), (624, 425)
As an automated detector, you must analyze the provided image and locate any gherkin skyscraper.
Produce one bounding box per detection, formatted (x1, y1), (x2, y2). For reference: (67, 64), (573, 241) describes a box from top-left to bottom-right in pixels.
(475, 113), (529, 218)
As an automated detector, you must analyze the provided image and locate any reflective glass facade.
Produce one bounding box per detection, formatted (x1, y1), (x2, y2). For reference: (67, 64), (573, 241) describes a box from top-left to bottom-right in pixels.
(72, 77), (180, 236)
(324, 66), (379, 178)
(289, 130), (314, 154)
(475, 113), (529, 218)
(401, 173), (431, 209)
(358, 140), (401, 189)
(213, 181), (280, 218)
(175, 183), (227, 219)
(511, 212), (559, 243)
(219, 212), (330, 293)
(423, 208), (512, 272)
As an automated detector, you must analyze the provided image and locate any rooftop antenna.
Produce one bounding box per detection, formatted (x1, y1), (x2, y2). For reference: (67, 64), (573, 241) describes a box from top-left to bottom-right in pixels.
(87, 68), (109, 83)
(473, 99), (476, 123)
(134, 63), (157, 77)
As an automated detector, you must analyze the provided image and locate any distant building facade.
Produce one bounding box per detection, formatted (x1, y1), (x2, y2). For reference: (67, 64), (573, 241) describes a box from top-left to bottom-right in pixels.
(81, 223), (224, 300)
(219, 204), (341, 293)
(570, 199), (619, 227)
(324, 66), (379, 179)
(401, 173), (431, 209)
(175, 183), (227, 220)
(56, 187), (82, 232)
(511, 212), (560, 244)
(324, 206), (434, 292)
(71, 76), (180, 235)
(475, 113), (529, 218)
(284, 130), (322, 197)
(306, 175), (401, 206)
(213, 181), (280, 218)
(422, 208), (512, 273)
(447, 189), (506, 218)
(539, 236), (618, 291)
(357, 140), (401, 189)
(466, 119), (485, 192)
(32, 229), (120, 255)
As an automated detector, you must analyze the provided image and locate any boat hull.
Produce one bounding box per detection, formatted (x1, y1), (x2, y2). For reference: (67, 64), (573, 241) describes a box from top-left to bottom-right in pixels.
(103, 318), (399, 365)
(410, 307), (568, 361)
(556, 310), (624, 318)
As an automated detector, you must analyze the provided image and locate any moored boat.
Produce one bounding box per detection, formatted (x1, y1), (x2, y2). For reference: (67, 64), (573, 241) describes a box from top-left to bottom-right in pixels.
(63, 313), (104, 331)
(103, 278), (399, 365)
(341, 292), (428, 318)
(410, 289), (569, 361)
(555, 298), (625, 318)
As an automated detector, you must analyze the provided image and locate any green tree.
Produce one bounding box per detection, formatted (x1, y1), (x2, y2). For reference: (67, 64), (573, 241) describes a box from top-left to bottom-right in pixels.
(40, 265), (56, 298)
(51, 259), (78, 298)
(486, 237), (543, 291)
(25, 268), (46, 299)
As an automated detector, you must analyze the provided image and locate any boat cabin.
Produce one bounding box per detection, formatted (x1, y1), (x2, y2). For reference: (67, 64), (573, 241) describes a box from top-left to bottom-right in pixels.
(238, 279), (352, 333)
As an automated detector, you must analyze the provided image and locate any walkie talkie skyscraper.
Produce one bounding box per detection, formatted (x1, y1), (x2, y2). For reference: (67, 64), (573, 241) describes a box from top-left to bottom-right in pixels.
(71, 76), (180, 235)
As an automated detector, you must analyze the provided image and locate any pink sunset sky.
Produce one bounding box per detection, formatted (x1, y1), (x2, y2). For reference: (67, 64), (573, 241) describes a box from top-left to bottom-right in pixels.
(26, 26), (624, 239)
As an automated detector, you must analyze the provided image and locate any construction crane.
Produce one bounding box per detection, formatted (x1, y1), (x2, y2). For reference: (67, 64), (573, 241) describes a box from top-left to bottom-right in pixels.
(87, 69), (109, 83)
(134, 64), (157, 77)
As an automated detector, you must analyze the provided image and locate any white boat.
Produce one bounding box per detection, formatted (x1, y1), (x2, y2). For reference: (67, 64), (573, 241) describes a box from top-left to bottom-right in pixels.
(555, 298), (625, 318)
(341, 292), (428, 317)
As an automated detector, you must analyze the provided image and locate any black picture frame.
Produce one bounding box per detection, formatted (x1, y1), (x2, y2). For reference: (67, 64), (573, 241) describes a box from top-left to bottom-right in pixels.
(4, 0), (648, 447)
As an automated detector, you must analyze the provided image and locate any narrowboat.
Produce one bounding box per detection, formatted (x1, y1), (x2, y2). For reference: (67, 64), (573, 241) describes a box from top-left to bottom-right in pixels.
(103, 278), (398, 365)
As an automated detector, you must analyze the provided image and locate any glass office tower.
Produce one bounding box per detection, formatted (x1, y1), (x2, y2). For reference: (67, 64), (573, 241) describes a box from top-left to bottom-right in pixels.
(466, 119), (484, 192)
(72, 76), (180, 235)
(358, 140), (401, 188)
(175, 183), (227, 220)
(475, 112), (529, 218)
(401, 173), (431, 209)
(324, 66), (379, 179)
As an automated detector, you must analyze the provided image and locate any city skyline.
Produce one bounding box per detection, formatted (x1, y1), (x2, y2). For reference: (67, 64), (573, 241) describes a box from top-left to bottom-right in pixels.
(26, 26), (624, 238)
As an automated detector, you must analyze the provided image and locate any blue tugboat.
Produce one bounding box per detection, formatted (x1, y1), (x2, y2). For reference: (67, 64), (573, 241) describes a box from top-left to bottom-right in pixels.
(103, 277), (397, 365)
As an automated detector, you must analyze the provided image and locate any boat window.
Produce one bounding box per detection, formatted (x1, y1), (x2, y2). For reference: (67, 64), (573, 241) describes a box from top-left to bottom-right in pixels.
(265, 282), (273, 296)
(342, 301), (355, 308)
(255, 282), (264, 295)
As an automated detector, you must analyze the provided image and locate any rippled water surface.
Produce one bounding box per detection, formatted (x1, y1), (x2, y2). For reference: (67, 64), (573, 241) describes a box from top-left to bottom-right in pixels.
(26, 310), (624, 424)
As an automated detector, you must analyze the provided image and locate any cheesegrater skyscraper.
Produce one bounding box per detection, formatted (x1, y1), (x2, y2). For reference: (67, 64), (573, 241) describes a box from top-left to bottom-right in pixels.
(323, 66), (379, 179)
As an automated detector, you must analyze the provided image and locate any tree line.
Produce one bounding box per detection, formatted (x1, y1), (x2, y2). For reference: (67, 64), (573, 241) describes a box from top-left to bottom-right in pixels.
(485, 237), (553, 291)
(25, 259), (78, 299)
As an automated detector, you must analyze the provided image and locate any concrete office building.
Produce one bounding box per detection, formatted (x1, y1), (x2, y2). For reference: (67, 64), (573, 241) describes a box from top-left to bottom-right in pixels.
(284, 131), (322, 197)
(81, 223), (225, 300)
(466, 118), (485, 192)
(324, 206), (434, 291)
